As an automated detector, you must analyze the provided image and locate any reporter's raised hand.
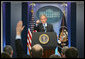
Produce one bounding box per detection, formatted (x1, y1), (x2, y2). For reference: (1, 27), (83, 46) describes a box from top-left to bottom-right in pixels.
(16, 21), (25, 36)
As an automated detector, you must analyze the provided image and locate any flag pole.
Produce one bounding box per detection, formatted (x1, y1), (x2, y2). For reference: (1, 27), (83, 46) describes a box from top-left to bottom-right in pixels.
(28, 2), (35, 55)
(62, 3), (67, 33)
(30, 3), (35, 33)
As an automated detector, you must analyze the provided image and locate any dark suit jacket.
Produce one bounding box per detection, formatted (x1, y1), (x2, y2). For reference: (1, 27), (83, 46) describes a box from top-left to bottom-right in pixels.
(15, 39), (32, 58)
(34, 23), (54, 32)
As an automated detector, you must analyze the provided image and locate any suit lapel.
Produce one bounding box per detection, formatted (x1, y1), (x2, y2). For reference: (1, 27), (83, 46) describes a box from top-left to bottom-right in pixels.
(41, 23), (44, 31)
(46, 23), (48, 32)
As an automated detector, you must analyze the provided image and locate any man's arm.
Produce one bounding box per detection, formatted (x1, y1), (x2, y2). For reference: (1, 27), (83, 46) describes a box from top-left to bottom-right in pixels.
(15, 39), (25, 58)
(15, 21), (25, 58)
(34, 20), (40, 32)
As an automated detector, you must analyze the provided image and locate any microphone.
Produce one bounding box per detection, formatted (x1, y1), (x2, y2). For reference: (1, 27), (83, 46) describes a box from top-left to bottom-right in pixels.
(43, 23), (47, 32)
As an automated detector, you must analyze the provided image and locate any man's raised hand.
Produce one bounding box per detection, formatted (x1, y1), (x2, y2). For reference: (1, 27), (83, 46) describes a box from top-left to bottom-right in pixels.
(16, 21), (25, 36)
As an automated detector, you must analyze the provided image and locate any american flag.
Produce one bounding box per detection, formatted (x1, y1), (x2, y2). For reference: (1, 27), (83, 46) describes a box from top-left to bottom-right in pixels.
(27, 9), (37, 54)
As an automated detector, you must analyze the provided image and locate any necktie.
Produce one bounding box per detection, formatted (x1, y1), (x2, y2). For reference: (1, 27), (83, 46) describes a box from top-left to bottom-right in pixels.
(43, 24), (46, 32)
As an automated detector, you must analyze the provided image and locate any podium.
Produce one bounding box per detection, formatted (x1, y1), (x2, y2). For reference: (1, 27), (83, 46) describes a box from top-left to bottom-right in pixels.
(32, 32), (57, 58)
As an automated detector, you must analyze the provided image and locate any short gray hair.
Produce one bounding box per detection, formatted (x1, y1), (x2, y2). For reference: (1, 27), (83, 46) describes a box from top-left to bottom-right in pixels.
(39, 14), (47, 19)
(31, 44), (43, 58)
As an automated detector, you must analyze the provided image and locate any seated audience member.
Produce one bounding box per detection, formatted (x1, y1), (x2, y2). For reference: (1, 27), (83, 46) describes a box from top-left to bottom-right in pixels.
(3, 45), (13, 58)
(31, 44), (43, 58)
(65, 47), (79, 58)
(61, 46), (69, 58)
(1, 52), (11, 58)
(49, 54), (61, 58)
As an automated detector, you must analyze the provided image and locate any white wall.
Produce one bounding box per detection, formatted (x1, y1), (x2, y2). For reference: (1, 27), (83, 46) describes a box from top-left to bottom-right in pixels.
(10, 2), (22, 57)
(76, 1), (84, 58)
(1, 1), (3, 53)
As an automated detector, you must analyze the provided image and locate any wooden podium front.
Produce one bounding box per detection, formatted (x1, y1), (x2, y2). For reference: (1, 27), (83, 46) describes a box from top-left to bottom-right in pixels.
(32, 32), (57, 58)
(42, 49), (55, 58)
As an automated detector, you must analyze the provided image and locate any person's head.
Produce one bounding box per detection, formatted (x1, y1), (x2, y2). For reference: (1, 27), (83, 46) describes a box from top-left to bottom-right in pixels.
(49, 54), (61, 58)
(31, 44), (43, 58)
(4, 45), (13, 57)
(61, 46), (69, 58)
(1, 52), (11, 58)
(40, 14), (47, 24)
(65, 47), (79, 58)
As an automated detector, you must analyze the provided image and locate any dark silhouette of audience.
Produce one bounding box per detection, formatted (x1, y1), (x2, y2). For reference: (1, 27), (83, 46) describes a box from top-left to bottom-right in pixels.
(65, 47), (79, 58)
(49, 46), (79, 58)
(1, 45), (13, 58)
(1, 45), (79, 58)
(1, 52), (11, 58)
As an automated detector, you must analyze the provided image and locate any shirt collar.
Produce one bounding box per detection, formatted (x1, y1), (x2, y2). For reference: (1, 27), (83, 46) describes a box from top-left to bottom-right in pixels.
(43, 23), (47, 26)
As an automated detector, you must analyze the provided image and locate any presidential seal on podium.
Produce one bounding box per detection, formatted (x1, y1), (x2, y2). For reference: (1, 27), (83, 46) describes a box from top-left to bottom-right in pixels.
(39, 34), (49, 44)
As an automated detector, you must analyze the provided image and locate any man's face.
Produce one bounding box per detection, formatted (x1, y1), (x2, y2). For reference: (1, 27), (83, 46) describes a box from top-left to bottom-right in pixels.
(40, 15), (47, 24)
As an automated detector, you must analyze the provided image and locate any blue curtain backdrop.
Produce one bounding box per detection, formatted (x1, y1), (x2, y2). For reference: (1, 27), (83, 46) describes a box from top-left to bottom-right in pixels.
(27, 2), (71, 55)
(71, 3), (76, 47)
(3, 2), (6, 50)
(22, 2), (28, 54)
(67, 2), (71, 47)
(3, 2), (11, 51)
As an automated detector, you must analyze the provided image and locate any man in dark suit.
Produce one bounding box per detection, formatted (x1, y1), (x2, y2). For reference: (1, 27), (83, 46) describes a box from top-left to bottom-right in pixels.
(15, 39), (31, 58)
(34, 14), (54, 32)
(15, 21), (31, 58)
